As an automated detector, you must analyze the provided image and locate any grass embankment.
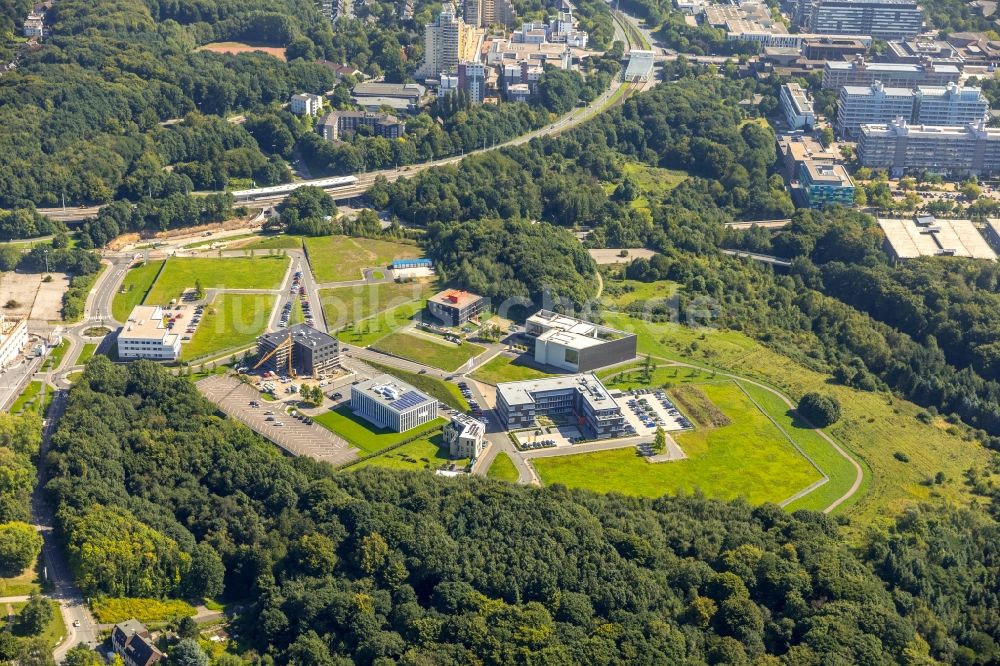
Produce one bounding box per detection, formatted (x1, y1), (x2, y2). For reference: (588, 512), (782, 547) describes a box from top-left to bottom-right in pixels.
(305, 236), (422, 283)
(313, 405), (448, 455)
(371, 332), (485, 372)
(143, 256), (288, 304)
(364, 361), (469, 410)
(487, 452), (520, 482)
(351, 433), (468, 472)
(236, 234), (306, 251)
(182, 293), (276, 361)
(469, 354), (553, 385)
(111, 260), (164, 321)
(322, 280), (433, 338)
(77, 343), (97, 365)
(9, 382), (50, 416)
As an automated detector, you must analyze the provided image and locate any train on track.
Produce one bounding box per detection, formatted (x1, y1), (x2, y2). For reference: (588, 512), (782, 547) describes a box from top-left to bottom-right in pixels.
(231, 176), (359, 202)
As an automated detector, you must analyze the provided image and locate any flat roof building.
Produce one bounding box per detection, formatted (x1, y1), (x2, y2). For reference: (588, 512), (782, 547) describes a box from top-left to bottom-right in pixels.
(0, 315), (27, 371)
(496, 373), (625, 439)
(837, 81), (987, 138)
(427, 289), (488, 326)
(257, 324), (340, 377)
(778, 134), (838, 179)
(793, 0), (923, 40)
(351, 82), (426, 112)
(803, 36), (869, 59)
(624, 50), (656, 82)
(798, 160), (855, 207)
(318, 111), (405, 142)
(822, 56), (960, 89)
(858, 117), (1000, 176)
(290, 93), (323, 116)
(118, 305), (181, 361)
(443, 413), (486, 459)
(525, 310), (637, 373)
(883, 38), (964, 66)
(877, 216), (997, 261)
(351, 374), (438, 432)
(984, 218), (1000, 251)
(781, 82), (817, 129)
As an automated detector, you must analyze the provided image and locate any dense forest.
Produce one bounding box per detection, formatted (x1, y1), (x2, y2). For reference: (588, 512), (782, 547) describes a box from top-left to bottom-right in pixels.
(44, 359), (1000, 664)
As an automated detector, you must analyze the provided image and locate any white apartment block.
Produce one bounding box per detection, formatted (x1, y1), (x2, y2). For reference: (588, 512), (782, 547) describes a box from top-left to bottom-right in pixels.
(781, 82), (817, 129)
(290, 93), (323, 116)
(915, 82), (989, 127)
(418, 2), (482, 79)
(0, 315), (28, 370)
(117, 305), (181, 361)
(837, 81), (987, 138)
(858, 118), (1000, 176)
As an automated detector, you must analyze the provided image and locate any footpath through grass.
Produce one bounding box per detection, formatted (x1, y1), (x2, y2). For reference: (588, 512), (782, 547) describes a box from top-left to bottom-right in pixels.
(182, 293), (276, 361)
(487, 452), (519, 482)
(372, 331), (485, 372)
(144, 256), (288, 304)
(313, 405), (447, 455)
(112, 260), (164, 321)
(305, 235), (422, 283)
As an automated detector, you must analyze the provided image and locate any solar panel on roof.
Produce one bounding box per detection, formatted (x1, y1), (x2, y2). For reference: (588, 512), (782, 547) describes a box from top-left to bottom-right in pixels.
(389, 390), (429, 411)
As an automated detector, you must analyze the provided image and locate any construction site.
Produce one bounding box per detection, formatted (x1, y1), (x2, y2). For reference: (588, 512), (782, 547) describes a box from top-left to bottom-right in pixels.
(254, 324), (341, 379)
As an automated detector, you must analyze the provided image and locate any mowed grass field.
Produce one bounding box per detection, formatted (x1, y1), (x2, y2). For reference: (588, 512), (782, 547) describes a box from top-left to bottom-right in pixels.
(305, 236), (423, 283)
(351, 432), (468, 472)
(234, 234), (306, 251)
(144, 256), (288, 304)
(470, 354), (553, 385)
(372, 331), (486, 372)
(487, 452), (519, 482)
(112, 260), (164, 321)
(533, 381), (822, 504)
(313, 405), (447, 455)
(181, 293), (276, 360)
(321, 280), (433, 332)
(599, 312), (991, 526)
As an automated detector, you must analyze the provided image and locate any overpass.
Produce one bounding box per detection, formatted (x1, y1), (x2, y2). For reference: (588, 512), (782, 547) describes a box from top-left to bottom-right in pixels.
(720, 248), (792, 268)
(724, 219), (792, 230)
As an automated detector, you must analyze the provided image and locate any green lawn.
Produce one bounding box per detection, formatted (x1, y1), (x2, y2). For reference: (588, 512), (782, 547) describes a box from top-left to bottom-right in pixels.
(10, 382), (45, 415)
(41, 340), (69, 371)
(601, 277), (680, 310)
(112, 260), (164, 321)
(533, 381), (822, 504)
(236, 234), (306, 250)
(305, 235), (423, 283)
(144, 256), (288, 305)
(470, 354), (553, 385)
(313, 405), (447, 455)
(181, 293), (276, 360)
(372, 332), (486, 372)
(77, 343), (97, 365)
(599, 364), (722, 391)
(364, 361), (469, 410)
(9, 600), (65, 649)
(351, 432), (468, 472)
(337, 300), (427, 347)
(322, 280), (433, 333)
(487, 452), (519, 482)
(0, 563), (40, 597)
(598, 312), (989, 527)
(289, 298), (304, 326)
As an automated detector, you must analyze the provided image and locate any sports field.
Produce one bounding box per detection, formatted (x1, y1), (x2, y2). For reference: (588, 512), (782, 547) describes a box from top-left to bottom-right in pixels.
(487, 452), (519, 482)
(112, 260), (164, 321)
(532, 381), (822, 504)
(144, 256), (288, 304)
(313, 405), (447, 455)
(195, 41), (287, 60)
(305, 236), (423, 283)
(372, 332), (485, 372)
(321, 280), (433, 332)
(181, 293), (276, 360)
(469, 354), (553, 385)
(351, 432), (468, 472)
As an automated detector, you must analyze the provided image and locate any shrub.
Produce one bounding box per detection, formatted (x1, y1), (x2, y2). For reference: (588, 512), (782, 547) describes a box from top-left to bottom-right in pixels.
(797, 392), (842, 427)
(893, 451), (910, 463)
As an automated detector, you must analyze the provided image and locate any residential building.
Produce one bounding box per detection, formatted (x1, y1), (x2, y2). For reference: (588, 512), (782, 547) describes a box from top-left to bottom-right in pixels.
(0, 315), (27, 370)
(836, 82), (914, 137)
(256, 325), (340, 377)
(821, 56), (961, 89)
(417, 2), (483, 79)
(877, 216), (997, 261)
(317, 111), (405, 141)
(290, 93), (323, 116)
(624, 50), (656, 82)
(793, 0), (923, 40)
(457, 61), (487, 103)
(858, 118), (1000, 176)
(112, 620), (163, 666)
(496, 374), (626, 439)
(427, 289), (488, 326)
(443, 413), (486, 458)
(525, 310), (637, 373)
(439, 71), (459, 97)
(803, 36), (869, 59)
(548, 10), (589, 47)
(465, 0), (514, 27)
(778, 134), (838, 179)
(883, 38), (964, 66)
(798, 160), (856, 207)
(781, 82), (817, 129)
(351, 375), (438, 432)
(351, 82), (427, 112)
(117, 306), (180, 361)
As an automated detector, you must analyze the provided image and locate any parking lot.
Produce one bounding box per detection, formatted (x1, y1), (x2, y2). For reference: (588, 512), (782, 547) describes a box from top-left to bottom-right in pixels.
(162, 302), (203, 346)
(197, 374), (359, 465)
(616, 389), (691, 436)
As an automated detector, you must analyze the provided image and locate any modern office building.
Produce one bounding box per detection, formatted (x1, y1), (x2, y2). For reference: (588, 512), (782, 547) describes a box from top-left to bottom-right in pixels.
(351, 82), (427, 112)
(877, 216), (996, 261)
(525, 310), (637, 373)
(837, 81), (988, 137)
(821, 56), (960, 89)
(793, 0), (922, 40)
(417, 2), (483, 79)
(858, 118), (1000, 176)
(728, 30), (872, 49)
(798, 160), (856, 207)
(803, 36), (869, 59)
(351, 375), (438, 432)
(256, 325), (340, 377)
(117, 306), (181, 361)
(883, 38), (964, 66)
(443, 413), (486, 458)
(0, 315), (27, 370)
(496, 374), (626, 439)
(781, 82), (817, 129)
(914, 83), (988, 126)
(290, 93), (323, 116)
(317, 111), (405, 141)
(984, 218), (1000, 252)
(778, 134), (838, 179)
(427, 289), (488, 326)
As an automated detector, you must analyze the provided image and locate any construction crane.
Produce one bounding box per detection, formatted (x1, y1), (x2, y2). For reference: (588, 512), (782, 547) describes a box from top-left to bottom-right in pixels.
(252, 333), (295, 377)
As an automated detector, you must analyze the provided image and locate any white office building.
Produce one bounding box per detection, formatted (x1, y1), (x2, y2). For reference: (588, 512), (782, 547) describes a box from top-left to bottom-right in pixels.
(781, 82), (817, 129)
(290, 93), (324, 116)
(443, 413), (486, 458)
(351, 375), (438, 432)
(836, 82), (914, 138)
(117, 305), (181, 361)
(0, 315), (28, 370)
(915, 83), (989, 127)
